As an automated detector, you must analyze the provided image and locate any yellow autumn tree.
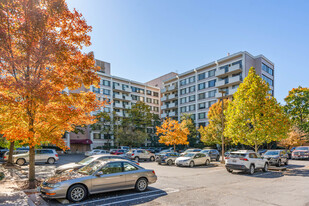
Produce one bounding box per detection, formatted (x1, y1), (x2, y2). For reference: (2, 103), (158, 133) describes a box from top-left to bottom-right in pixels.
(278, 126), (307, 149)
(156, 118), (190, 152)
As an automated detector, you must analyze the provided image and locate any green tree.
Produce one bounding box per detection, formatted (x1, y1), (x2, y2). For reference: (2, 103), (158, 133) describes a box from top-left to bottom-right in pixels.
(181, 113), (198, 147)
(284, 86), (309, 134)
(224, 67), (290, 152)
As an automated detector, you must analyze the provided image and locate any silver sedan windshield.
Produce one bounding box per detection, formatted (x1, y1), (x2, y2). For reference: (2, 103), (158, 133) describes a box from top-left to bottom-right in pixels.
(78, 160), (105, 175)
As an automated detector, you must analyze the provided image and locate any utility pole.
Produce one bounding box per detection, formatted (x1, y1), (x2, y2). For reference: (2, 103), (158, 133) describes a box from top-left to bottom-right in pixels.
(219, 90), (226, 164)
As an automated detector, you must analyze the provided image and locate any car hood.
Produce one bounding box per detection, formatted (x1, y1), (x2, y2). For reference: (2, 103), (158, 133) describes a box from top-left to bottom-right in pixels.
(56, 162), (81, 171)
(46, 170), (86, 184)
(263, 155), (279, 158)
(176, 157), (191, 161)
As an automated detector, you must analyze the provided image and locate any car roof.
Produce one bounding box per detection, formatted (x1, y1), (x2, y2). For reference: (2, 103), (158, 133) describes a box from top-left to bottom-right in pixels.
(232, 150), (255, 153)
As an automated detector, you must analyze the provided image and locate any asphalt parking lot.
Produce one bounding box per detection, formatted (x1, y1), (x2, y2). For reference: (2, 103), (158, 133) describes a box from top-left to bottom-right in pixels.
(39, 154), (309, 206)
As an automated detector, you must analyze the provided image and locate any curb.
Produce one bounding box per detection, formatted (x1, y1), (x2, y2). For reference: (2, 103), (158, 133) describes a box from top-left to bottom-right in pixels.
(24, 189), (49, 206)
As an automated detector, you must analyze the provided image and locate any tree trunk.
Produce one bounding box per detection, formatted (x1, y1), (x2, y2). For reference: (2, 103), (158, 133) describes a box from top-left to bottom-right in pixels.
(255, 143), (258, 153)
(174, 144), (176, 152)
(28, 146), (36, 189)
(7, 141), (15, 166)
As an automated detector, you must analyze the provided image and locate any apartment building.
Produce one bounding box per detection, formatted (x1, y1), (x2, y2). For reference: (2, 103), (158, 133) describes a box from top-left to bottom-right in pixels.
(66, 60), (161, 152)
(160, 51), (274, 127)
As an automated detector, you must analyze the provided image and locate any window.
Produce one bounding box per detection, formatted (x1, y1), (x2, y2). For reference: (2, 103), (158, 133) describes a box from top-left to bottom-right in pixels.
(93, 87), (100, 94)
(146, 98), (152, 103)
(189, 86), (195, 93)
(180, 97), (187, 104)
(198, 93), (205, 100)
(232, 85), (239, 89)
(191, 114), (196, 120)
(100, 162), (123, 174)
(199, 122), (206, 127)
(180, 88), (186, 95)
(132, 95), (138, 101)
(199, 102), (206, 109)
(93, 133), (101, 139)
(208, 69), (215, 77)
(189, 76), (195, 83)
(262, 75), (273, 86)
(103, 89), (110, 95)
(131, 87), (145, 94)
(153, 92), (159, 97)
(198, 73), (205, 80)
(154, 107), (159, 112)
(198, 83), (205, 90)
(189, 95), (195, 102)
(180, 106), (187, 113)
(232, 60), (242, 68)
(101, 80), (111, 87)
(180, 79), (187, 86)
(208, 80), (216, 88)
(198, 112), (206, 119)
(189, 104), (195, 111)
(249, 153), (258, 158)
(153, 99), (159, 104)
(208, 90), (216, 98)
(146, 90), (152, 95)
(209, 100), (216, 107)
(124, 163), (138, 172)
(262, 63), (273, 75)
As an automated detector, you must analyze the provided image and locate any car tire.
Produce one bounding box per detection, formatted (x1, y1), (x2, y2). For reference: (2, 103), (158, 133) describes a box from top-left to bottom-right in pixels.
(205, 159), (210, 166)
(285, 159), (288, 165)
(135, 178), (148, 192)
(167, 159), (173, 166)
(249, 164), (255, 175)
(67, 184), (87, 202)
(47, 157), (55, 164)
(134, 156), (140, 162)
(16, 158), (26, 166)
(277, 160), (281, 167)
(216, 156), (220, 161)
(262, 163), (269, 172)
(150, 156), (155, 162)
(158, 162), (161, 165)
(226, 168), (233, 173)
(189, 161), (194, 168)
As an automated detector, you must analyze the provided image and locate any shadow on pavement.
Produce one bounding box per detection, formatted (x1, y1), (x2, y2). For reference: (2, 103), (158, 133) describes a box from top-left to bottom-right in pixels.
(283, 169), (309, 177)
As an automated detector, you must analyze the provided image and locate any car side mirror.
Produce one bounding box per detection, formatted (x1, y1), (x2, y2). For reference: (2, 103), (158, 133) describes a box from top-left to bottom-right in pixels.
(96, 171), (103, 177)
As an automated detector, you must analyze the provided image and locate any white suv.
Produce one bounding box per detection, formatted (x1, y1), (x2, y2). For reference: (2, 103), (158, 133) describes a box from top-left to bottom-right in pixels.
(225, 150), (269, 175)
(126, 149), (155, 162)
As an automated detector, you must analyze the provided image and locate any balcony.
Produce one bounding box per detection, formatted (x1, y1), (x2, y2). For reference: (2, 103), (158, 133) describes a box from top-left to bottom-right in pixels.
(161, 104), (167, 110)
(161, 96), (167, 101)
(116, 112), (123, 117)
(169, 102), (177, 108)
(168, 93), (177, 100)
(114, 102), (123, 108)
(161, 88), (167, 93)
(124, 104), (131, 109)
(216, 75), (242, 89)
(168, 85), (177, 91)
(113, 84), (122, 91)
(123, 87), (132, 93)
(169, 111), (177, 117)
(161, 113), (167, 119)
(123, 95), (132, 101)
(216, 64), (242, 78)
(216, 87), (238, 99)
(113, 93), (122, 99)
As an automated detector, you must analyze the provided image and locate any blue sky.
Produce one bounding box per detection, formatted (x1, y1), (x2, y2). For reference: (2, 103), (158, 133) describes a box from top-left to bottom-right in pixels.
(67, 0), (309, 104)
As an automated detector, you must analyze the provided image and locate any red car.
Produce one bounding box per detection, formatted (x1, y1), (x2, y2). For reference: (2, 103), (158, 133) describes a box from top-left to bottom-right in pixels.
(292, 146), (309, 160)
(110, 149), (127, 155)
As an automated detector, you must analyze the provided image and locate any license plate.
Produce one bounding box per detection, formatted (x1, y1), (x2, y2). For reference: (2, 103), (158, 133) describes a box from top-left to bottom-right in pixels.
(37, 187), (41, 192)
(232, 160), (236, 163)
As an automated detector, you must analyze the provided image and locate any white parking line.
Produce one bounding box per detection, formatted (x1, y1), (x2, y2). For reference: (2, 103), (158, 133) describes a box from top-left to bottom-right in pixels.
(68, 188), (174, 206)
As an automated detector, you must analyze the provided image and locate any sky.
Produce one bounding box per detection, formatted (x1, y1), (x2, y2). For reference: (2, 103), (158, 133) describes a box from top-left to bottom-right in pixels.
(67, 0), (309, 104)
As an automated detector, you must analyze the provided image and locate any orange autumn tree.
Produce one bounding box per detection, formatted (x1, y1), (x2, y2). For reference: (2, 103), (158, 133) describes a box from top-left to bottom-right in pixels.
(278, 126), (307, 150)
(156, 118), (190, 152)
(0, 0), (104, 188)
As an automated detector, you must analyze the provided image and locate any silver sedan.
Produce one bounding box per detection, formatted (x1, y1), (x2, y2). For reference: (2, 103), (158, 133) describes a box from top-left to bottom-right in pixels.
(39, 159), (157, 202)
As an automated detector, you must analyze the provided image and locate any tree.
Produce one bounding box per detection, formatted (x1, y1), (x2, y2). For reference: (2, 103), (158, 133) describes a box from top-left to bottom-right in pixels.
(115, 127), (148, 147)
(224, 67), (290, 152)
(278, 126), (307, 150)
(156, 118), (189, 151)
(284, 86), (309, 134)
(0, 0), (104, 188)
(181, 113), (198, 147)
(199, 99), (230, 146)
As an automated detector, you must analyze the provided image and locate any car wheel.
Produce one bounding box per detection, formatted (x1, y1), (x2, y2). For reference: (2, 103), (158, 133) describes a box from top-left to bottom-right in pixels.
(150, 156), (155, 162)
(249, 164), (255, 175)
(135, 178), (148, 192)
(16, 158), (26, 166)
(205, 159), (210, 166)
(262, 163), (269, 172)
(189, 161), (194, 168)
(67, 184), (87, 202)
(216, 156), (220, 161)
(277, 160), (281, 167)
(226, 168), (233, 173)
(285, 159), (288, 165)
(167, 159), (173, 166)
(47, 157), (55, 164)
(158, 162), (161, 165)
(134, 156), (140, 162)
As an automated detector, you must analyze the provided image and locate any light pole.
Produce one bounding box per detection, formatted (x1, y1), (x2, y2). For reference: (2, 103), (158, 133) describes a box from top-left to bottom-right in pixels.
(219, 90), (226, 164)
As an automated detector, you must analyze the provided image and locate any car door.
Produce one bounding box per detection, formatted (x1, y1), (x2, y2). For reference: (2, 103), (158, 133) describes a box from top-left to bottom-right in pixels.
(193, 154), (201, 165)
(123, 162), (140, 188)
(91, 162), (126, 193)
(248, 153), (257, 168)
(35, 150), (44, 162)
(200, 153), (207, 164)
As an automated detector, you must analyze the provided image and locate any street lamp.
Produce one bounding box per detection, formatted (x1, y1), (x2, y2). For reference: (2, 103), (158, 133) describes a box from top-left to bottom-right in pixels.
(219, 90), (226, 164)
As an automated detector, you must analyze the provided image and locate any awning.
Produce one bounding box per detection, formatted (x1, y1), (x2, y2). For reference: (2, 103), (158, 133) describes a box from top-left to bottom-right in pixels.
(70, 139), (93, 144)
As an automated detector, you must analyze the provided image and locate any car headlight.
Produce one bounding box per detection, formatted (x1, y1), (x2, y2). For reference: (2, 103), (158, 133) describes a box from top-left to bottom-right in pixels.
(46, 183), (61, 188)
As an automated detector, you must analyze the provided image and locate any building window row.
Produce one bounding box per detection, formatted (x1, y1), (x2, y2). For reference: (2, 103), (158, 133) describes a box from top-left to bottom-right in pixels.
(131, 86), (145, 94)
(101, 79), (111, 87)
(180, 76), (196, 86)
(198, 100), (217, 110)
(198, 89), (217, 100)
(262, 75), (273, 86)
(198, 79), (216, 90)
(262, 63), (274, 76)
(198, 69), (216, 81)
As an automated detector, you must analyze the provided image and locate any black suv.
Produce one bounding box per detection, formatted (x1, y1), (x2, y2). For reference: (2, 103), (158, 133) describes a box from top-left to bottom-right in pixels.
(262, 150), (288, 166)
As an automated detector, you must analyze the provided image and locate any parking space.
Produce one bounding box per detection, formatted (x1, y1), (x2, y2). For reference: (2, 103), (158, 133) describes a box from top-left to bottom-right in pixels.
(34, 155), (309, 206)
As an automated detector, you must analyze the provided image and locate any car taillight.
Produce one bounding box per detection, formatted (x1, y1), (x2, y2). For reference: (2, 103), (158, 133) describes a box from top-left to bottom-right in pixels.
(136, 162), (140, 165)
(225, 157), (229, 159)
(4, 156), (6, 159)
(55, 154), (58, 157)
(239, 158), (249, 161)
(132, 153), (134, 156)
(152, 170), (155, 175)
